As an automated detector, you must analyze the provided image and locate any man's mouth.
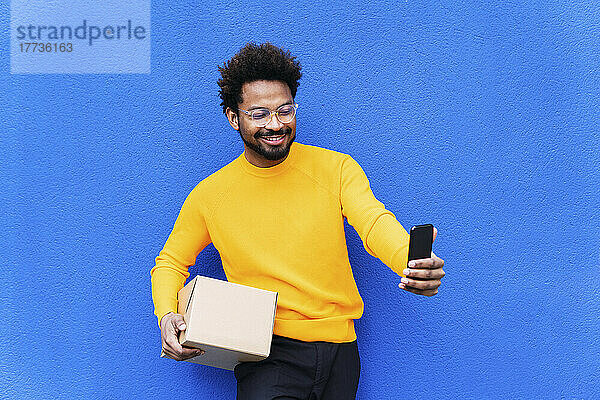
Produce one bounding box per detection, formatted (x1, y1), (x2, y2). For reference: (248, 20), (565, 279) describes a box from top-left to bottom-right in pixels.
(259, 134), (286, 146)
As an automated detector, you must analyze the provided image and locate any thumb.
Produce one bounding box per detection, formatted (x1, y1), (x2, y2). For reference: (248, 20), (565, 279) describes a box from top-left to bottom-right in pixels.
(172, 315), (187, 331)
(432, 226), (438, 243)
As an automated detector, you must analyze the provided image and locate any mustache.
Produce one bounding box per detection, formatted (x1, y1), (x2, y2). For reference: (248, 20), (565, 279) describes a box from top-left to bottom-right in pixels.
(255, 127), (292, 139)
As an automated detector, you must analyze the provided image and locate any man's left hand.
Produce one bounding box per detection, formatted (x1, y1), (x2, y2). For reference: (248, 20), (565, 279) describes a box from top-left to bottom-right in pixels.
(399, 227), (445, 296)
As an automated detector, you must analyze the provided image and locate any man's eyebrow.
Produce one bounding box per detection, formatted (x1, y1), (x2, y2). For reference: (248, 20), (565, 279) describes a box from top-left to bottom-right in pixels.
(246, 100), (293, 111)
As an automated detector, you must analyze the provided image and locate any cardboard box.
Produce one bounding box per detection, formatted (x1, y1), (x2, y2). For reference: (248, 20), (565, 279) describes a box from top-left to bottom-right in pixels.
(160, 275), (278, 370)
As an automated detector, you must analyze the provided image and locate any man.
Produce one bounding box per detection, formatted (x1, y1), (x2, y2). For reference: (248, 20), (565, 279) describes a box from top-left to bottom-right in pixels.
(151, 42), (445, 399)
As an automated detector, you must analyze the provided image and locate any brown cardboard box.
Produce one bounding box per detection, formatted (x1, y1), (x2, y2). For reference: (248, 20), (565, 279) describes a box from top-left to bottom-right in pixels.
(160, 275), (278, 370)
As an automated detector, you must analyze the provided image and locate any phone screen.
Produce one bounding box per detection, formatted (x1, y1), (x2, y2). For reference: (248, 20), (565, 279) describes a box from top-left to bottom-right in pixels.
(408, 224), (433, 262)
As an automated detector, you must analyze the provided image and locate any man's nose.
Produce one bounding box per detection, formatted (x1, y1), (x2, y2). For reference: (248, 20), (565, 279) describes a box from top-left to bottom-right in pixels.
(264, 112), (284, 131)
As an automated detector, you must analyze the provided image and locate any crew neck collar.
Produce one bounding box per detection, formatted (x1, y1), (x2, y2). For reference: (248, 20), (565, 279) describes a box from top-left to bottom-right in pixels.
(239, 142), (299, 178)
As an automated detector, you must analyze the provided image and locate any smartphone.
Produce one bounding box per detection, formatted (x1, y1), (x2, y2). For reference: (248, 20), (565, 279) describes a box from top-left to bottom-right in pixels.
(408, 224), (434, 262)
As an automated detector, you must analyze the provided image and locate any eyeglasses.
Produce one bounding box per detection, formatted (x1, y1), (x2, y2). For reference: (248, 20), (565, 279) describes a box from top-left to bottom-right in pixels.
(238, 103), (298, 127)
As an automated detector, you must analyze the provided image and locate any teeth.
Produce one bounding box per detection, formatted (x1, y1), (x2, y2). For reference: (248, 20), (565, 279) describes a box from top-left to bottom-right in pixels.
(263, 135), (284, 141)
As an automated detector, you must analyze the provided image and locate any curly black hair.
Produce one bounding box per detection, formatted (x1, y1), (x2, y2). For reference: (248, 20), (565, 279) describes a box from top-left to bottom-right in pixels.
(217, 42), (302, 114)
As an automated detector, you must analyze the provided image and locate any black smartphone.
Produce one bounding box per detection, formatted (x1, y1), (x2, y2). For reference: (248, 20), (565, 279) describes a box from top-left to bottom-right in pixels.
(408, 224), (434, 262)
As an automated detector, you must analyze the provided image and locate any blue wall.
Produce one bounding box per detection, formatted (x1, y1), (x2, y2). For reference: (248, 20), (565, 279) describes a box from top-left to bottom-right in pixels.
(2, 1), (599, 399)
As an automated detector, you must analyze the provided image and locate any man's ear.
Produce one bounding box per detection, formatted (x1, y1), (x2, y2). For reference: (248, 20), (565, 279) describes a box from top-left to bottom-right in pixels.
(226, 107), (239, 131)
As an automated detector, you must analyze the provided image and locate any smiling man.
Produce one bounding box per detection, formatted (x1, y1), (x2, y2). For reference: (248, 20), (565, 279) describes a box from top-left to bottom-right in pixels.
(228, 79), (297, 167)
(151, 42), (445, 400)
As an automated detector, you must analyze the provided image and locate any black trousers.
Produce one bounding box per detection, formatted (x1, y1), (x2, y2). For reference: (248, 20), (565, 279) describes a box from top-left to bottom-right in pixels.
(234, 334), (360, 400)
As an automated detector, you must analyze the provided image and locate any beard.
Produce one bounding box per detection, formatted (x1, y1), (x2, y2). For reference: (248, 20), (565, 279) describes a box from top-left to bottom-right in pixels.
(239, 126), (296, 161)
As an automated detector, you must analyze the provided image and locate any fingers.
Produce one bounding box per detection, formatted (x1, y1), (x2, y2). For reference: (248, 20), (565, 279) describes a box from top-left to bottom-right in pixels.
(170, 313), (187, 330)
(162, 332), (205, 361)
(163, 348), (204, 361)
(398, 283), (438, 297)
(402, 267), (445, 280)
(164, 345), (205, 361)
(407, 256), (444, 270)
(399, 276), (441, 292)
(161, 329), (184, 360)
(180, 346), (204, 359)
(160, 313), (204, 361)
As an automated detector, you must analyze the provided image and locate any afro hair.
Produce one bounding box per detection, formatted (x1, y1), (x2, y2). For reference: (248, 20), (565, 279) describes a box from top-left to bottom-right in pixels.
(217, 42), (302, 114)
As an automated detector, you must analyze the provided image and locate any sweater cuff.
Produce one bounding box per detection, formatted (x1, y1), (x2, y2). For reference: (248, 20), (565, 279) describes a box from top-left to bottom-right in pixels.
(151, 268), (185, 328)
(365, 213), (410, 277)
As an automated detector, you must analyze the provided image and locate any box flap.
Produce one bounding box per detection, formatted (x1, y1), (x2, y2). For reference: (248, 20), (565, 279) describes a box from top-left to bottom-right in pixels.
(177, 276), (199, 344)
(177, 276), (198, 315)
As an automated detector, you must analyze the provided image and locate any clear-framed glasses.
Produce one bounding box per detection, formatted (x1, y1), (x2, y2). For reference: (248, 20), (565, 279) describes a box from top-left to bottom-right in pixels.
(238, 103), (298, 127)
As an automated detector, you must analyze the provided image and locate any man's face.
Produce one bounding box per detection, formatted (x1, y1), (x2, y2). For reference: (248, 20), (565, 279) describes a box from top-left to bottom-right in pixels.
(226, 80), (296, 168)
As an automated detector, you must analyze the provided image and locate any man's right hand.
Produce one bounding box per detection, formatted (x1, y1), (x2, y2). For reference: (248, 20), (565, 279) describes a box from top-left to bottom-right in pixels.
(160, 312), (205, 361)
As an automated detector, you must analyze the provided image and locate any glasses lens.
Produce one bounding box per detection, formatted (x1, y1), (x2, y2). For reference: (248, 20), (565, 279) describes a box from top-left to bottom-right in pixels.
(251, 109), (271, 126)
(277, 105), (296, 123)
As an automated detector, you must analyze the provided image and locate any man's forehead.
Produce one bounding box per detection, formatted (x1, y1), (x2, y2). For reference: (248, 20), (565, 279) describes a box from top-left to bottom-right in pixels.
(239, 80), (292, 108)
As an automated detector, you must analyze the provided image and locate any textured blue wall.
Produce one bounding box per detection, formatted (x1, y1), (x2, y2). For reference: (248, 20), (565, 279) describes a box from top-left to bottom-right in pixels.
(2, 0), (599, 399)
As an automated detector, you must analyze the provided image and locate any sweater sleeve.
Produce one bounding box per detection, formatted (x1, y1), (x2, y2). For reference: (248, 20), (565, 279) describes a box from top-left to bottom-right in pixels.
(340, 156), (410, 277)
(150, 186), (212, 327)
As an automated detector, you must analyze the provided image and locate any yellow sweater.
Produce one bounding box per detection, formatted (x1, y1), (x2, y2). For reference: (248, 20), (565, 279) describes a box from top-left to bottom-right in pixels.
(150, 142), (409, 343)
